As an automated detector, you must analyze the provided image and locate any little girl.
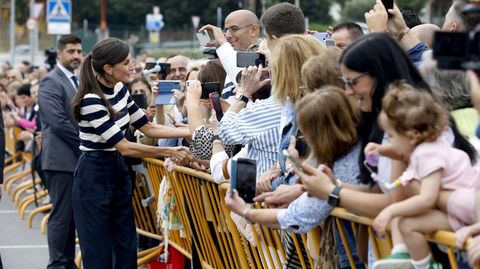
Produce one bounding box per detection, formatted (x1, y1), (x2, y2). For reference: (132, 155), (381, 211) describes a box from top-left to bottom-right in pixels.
(367, 82), (480, 269)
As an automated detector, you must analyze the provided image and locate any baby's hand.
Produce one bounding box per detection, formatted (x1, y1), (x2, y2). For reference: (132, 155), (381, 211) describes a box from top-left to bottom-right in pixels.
(364, 142), (380, 155)
(456, 223), (480, 247)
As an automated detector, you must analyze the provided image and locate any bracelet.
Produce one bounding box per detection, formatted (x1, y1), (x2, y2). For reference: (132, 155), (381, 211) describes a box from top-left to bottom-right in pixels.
(336, 179), (343, 187)
(212, 140), (223, 146)
(242, 207), (253, 224)
(398, 27), (410, 41)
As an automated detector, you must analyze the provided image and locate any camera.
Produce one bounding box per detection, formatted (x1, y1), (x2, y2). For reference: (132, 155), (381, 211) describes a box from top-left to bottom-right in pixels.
(44, 48), (57, 71)
(143, 62), (170, 79)
(433, 2), (480, 70)
(202, 47), (218, 59)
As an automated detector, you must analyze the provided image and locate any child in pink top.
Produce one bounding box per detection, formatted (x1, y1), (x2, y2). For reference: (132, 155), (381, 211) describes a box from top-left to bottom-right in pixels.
(366, 82), (480, 269)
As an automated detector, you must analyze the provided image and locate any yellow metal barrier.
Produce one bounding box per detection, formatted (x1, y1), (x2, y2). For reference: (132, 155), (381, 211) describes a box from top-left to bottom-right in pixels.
(143, 159), (192, 259)
(141, 159), (480, 269)
(331, 207), (480, 269)
(142, 158), (313, 269)
(130, 165), (164, 266)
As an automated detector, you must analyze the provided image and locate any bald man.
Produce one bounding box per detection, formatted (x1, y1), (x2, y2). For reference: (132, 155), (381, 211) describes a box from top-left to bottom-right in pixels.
(224, 10), (260, 51)
(199, 10), (260, 99)
(411, 24), (440, 48)
(165, 55), (190, 82)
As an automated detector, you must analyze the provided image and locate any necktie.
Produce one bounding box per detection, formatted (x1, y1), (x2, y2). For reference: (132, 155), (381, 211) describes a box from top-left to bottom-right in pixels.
(71, 75), (79, 89)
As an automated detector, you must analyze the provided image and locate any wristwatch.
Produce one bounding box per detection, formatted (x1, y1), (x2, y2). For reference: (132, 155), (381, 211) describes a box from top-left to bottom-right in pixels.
(211, 134), (221, 143)
(235, 92), (250, 103)
(327, 185), (343, 207)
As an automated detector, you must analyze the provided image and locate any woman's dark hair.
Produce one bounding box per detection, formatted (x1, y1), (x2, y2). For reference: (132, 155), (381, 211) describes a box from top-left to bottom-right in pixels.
(197, 59), (226, 94)
(128, 77), (151, 95)
(72, 38), (130, 122)
(16, 83), (32, 97)
(340, 33), (476, 184)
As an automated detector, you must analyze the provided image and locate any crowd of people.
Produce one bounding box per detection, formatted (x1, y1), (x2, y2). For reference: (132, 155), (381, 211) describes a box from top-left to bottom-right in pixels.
(2, 0), (480, 268)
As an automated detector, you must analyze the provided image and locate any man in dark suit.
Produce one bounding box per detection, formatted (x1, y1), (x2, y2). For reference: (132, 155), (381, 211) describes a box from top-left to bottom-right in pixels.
(38, 35), (82, 269)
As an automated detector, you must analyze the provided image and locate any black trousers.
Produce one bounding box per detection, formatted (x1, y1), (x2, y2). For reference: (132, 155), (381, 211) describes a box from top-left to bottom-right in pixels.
(44, 170), (77, 269)
(72, 151), (136, 269)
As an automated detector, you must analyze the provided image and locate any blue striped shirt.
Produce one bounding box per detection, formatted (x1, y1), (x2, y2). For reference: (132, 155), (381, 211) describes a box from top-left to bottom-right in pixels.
(78, 82), (149, 151)
(218, 96), (281, 177)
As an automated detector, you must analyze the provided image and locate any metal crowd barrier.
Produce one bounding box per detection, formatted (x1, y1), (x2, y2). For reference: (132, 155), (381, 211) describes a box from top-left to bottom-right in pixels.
(142, 158), (315, 269)
(139, 159), (480, 269)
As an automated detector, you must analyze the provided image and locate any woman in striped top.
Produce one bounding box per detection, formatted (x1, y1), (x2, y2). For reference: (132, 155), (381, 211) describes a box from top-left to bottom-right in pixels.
(71, 38), (194, 269)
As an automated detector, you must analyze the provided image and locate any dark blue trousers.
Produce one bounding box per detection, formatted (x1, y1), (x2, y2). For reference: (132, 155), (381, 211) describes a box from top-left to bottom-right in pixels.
(72, 151), (136, 269)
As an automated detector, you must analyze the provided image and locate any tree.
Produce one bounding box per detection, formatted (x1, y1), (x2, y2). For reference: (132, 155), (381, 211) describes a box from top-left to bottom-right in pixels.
(259, 0), (333, 25)
(341, 0), (429, 22)
(341, 0), (373, 22)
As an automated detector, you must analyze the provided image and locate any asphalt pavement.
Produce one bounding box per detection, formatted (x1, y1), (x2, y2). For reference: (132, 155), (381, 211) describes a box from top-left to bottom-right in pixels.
(0, 185), (50, 269)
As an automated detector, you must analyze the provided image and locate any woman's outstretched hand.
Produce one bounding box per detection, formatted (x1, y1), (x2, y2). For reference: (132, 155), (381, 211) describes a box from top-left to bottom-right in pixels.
(294, 162), (336, 200)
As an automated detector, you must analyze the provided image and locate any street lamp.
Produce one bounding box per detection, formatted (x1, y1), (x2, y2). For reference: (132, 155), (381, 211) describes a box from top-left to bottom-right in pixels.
(10, 0), (15, 66)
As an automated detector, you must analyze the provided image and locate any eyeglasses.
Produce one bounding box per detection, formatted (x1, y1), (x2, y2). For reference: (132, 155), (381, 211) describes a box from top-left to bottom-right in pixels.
(341, 72), (369, 88)
(223, 24), (253, 34)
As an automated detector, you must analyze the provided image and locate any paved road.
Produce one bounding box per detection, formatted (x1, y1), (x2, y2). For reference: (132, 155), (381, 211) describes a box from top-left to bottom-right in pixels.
(0, 182), (51, 269)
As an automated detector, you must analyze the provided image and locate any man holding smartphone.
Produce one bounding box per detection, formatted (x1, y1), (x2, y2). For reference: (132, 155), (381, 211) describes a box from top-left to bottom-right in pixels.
(198, 10), (260, 99)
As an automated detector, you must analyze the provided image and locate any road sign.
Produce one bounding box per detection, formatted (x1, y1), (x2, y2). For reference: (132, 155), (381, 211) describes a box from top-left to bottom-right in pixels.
(146, 14), (164, 31)
(32, 3), (44, 19)
(46, 0), (71, 35)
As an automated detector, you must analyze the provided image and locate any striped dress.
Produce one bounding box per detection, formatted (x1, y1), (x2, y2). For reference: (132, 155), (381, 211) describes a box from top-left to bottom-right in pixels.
(78, 82), (148, 151)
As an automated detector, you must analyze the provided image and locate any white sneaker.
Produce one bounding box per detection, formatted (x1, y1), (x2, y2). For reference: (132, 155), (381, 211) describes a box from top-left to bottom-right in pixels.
(372, 252), (414, 269)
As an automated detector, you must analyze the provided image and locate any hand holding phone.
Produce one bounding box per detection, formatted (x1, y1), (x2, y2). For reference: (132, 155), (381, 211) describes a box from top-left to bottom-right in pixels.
(230, 158), (257, 203)
(198, 25), (227, 49)
(156, 80), (181, 105)
(381, 0), (394, 13)
(209, 92), (223, 121)
(196, 29), (214, 47)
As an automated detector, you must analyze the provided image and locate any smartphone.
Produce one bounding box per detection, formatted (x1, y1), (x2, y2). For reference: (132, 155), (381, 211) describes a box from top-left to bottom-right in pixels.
(325, 39), (336, 48)
(131, 93), (148, 109)
(209, 92), (223, 121)
(201, 82), (220, 99)
(282, 149), (303, 171)
(196, 29), (214, 46)
(156, 80), (181, 105)
(230, 158), (257, 203)
(382, 0), (394, 17)
(311, 32), (331, 43)
(236, 52), (267, 67)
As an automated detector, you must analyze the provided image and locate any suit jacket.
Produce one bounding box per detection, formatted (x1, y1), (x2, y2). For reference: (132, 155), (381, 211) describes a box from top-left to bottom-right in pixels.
(38, 67), (81, 173)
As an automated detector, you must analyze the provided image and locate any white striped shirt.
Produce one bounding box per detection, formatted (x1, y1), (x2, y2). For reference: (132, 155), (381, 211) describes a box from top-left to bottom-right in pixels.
(218, 96), (281, 177)
(78, 82), (148, 151)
